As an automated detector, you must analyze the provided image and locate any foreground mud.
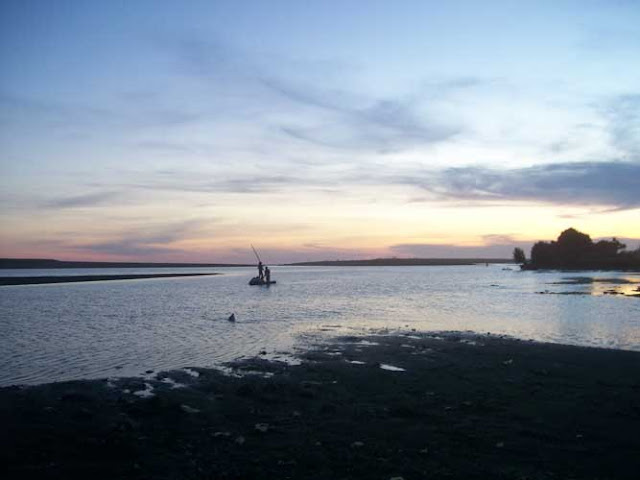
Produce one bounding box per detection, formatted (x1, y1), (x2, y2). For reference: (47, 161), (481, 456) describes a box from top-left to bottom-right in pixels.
(2, 332), (639, 479)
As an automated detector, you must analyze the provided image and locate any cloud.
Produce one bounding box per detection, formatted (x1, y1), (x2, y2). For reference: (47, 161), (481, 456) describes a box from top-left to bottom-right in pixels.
(481, 234), (521, 245)
(603, 94), (640, 159)
(72, 219), (209, 259)
(389, 234), (640, 259)
(389, 241), (531, 259)
(266, 77), (459, 151)
(413, 161), (640, 210)
(389, 233), (532, 259)
(228, 244), (387, 264)
(73, 241), (181, 258)
(101, 157), (640, 211)
(45, 191), (124, 209)
(0, 90), (200, 138)
(130, 171), (308, 195)
(168, 34), (460, 153)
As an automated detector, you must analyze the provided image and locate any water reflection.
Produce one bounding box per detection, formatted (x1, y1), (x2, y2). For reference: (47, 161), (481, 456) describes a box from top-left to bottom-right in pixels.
(544, 275), (640, 297)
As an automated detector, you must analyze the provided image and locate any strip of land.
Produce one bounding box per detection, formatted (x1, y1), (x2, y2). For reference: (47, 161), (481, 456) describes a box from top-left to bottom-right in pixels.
(288, 258), (510, 266)
(2, 332), (638, 479)
(0, 258), (249, 269)
(0, 273), (219, 286)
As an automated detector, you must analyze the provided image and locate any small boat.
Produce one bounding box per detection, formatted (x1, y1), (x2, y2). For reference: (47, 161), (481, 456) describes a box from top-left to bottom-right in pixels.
(249, 276), (276, 286)
(249, 245), (275, 286)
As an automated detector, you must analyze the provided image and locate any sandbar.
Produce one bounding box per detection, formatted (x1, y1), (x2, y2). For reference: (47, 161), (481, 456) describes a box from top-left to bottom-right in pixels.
(0, 273), (219, 286)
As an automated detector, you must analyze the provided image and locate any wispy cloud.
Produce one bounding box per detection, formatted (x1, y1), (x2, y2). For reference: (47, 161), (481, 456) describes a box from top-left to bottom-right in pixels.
(279, 98), (459, 152)
(389, 241), (531, 259)
(228, 244), (387, 264)
(409, 161), (640, 210)
(86, 157), (640, 211)
(168, 35), (461, 153)
(129, 171), (309, 195)
(45, 191), (124, 209)
(602, 94), (640, 159)
(72, 219), (209, 259)
(73, 241), (181, 258)
(0, 90), (200, 136)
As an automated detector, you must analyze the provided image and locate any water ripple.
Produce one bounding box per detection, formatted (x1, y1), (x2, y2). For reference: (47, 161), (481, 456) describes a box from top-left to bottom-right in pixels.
(1, 266), (639, 386)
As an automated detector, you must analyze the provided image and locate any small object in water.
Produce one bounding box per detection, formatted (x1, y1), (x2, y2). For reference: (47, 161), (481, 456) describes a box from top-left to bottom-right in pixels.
(249, 276), (276, 286)
(255, 423), (269, 433)
(181, 404), (200, 414)
(379, 363), (406, 372)
(228, 313), (236, 322)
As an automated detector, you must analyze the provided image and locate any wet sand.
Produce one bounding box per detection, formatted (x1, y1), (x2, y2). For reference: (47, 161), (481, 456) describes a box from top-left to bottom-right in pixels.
(1, 332), (639, 479)
(0, 273), (219, 286)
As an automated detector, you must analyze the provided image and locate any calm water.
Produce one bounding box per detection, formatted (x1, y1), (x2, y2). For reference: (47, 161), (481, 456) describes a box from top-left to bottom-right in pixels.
(1, 265), (639, 386)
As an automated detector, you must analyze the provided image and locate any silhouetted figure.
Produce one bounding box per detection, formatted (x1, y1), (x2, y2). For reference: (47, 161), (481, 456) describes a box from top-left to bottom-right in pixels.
(258, 261), (264, 280)
(228, 313), (236, 322)
(264, 266), (271, 284)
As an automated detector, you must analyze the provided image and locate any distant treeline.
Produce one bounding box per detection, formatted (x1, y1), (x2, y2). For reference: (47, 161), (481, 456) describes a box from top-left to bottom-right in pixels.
(288, 258), (510, 267)
(515, 228), (640, 270)
(0, 258), (251, 269)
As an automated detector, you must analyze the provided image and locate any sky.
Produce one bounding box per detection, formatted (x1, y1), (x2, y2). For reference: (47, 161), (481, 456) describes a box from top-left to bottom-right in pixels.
(1, 0), (639, 263)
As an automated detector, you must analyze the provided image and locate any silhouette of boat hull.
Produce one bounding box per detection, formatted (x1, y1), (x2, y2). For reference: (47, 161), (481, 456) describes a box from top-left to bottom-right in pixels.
(249, 276), (276, 286)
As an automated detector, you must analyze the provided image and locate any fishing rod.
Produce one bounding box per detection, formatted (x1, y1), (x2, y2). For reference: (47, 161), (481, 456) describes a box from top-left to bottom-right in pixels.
(250, 244), (262, 264)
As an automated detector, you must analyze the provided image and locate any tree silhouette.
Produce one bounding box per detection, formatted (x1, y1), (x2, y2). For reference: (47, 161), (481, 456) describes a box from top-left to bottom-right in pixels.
(530, 240), (558, 267)
(524, 228), (638, 270)
(513, 247), (526, 264)
(556, 228), (592, 267)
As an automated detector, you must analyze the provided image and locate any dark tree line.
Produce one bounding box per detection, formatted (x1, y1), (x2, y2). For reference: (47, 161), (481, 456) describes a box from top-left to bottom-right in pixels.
(519, 228), (640, 269)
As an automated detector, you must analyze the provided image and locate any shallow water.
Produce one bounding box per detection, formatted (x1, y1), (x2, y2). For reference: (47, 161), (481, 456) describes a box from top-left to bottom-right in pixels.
(1, 265), (639, 386)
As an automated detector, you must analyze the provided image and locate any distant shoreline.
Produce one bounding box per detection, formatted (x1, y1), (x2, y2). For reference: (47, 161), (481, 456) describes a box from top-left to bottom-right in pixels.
(287, 258), (511, 266)
(1, 257), (513, 269)
(0, 273), (219, 286)
(0, 258), (250, 269)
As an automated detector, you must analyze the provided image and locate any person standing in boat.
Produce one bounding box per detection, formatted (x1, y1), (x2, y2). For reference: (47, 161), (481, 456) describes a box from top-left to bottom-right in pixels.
(258, 261), (264, 281)
(264, 266), (271, 284)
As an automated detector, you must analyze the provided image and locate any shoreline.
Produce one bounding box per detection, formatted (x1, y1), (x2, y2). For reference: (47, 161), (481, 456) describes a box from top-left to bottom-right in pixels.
(287, 258), (510, 266)
(0, 273), (220, 286)
(2, 331), (639, 479)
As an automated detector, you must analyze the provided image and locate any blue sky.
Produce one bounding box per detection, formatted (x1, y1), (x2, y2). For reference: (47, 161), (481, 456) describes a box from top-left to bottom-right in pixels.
(1, 0), (639, 262)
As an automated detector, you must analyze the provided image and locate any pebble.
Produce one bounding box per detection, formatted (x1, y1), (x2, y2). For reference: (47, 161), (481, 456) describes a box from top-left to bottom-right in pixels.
(180, 404), (200, 414)
(255, 423), (269, 433)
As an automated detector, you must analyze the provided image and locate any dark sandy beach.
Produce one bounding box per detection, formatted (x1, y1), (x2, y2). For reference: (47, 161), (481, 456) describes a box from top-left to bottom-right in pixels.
(2, 332), (639, 479)
(0, 273), (219, 286)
